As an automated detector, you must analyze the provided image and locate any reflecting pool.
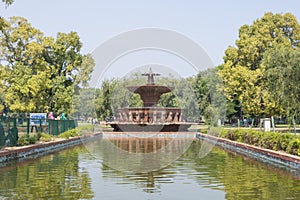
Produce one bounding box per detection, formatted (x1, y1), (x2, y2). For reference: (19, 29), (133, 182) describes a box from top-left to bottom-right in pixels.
(0, 138), (300, 200)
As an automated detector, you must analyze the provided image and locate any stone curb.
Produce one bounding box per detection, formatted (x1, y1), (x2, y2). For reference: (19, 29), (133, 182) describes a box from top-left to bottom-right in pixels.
(196, 133), (300, 170)
(0, 133), (102, 164)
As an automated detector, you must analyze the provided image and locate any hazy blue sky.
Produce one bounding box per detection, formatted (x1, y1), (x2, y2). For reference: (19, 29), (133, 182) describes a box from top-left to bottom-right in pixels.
(1, 0), (300, 79)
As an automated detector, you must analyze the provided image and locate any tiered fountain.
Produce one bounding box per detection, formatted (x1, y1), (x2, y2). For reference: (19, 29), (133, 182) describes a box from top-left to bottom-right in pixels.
(109, 69), (192, 132)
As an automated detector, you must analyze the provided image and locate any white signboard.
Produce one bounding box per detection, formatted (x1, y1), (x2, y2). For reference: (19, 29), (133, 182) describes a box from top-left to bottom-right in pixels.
(263, 118), (271, 132)
(30, 113), (47, 126)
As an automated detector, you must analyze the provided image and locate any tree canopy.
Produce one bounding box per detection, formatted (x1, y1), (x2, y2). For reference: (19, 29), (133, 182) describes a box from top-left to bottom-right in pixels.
(263, 45), (300, 122)
(0, 16), (94, 114)
(218, 12), (300, 119)
(188, 68), (226, 124)
(1, 0), (13, 6)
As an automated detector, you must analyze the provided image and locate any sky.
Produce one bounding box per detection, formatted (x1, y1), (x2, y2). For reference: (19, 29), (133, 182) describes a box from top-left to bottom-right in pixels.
(1, 0), (300, 82)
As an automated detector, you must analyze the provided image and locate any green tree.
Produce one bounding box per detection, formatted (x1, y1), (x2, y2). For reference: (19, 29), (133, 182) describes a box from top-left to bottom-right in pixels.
(95, 79), (116, 121)
(72, 87), (97, 120)
(1, 0), (13, 6)
(0, 62), (7, 111)
(189, 68), (226, 124)
(159, 93), (179, 107)
(75, 54), (95, 88)
(0, 16), (94, 114)
(218, 12), (300, 118)
(263, 45), (300, 122)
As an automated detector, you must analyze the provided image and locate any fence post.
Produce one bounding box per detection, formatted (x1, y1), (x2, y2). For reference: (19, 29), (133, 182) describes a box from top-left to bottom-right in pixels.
(48, 119), (50, 134)
(271, 116), (275, 132)
(293, 118), (296, 135)
(11, 118), (18, 146)
(0, 121), (5, 147)
(27, 118), (30, 134)
(39, 118), (42, 132)
(55, 120), (58, 136)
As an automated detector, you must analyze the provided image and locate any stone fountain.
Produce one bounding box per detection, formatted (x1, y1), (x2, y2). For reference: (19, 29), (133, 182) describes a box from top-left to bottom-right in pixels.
(109, 68), (193, 132)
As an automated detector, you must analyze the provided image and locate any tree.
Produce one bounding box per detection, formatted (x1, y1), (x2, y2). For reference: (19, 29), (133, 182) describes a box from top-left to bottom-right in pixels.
(263, 45), (300, 122)
(189, 68), (226, 124)
(95, 79), (117, 121)
(0, 16), (94, 114)
(0, 61), (7, 112)
(218, 12), (300, 118)
(1, 0), (13, 6)
(72, 87), (96, 120)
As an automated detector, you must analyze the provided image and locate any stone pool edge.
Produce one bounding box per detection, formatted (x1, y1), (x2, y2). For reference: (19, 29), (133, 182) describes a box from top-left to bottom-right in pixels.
(0, 133), (102, 164)
(196, 133), (300, 170)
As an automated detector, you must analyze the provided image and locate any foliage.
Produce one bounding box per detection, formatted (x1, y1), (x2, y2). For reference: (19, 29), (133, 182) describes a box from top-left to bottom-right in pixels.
(263, 46), (300, 122)
(170, 77), (200, 122)
(218, 12), (300, 118)
(18, 134), (38, 146)
(217, 128), (300, 156)
(189, 68), (226, 124)
(72, 87), (97, 119)
(0, 67), (5, 111)
(95, 73), (154, 121)
(1, 0), (13, 6)
(286, 139), (300, 155)
(189, 71), (209, 117)
(39, 133), (52, 142)
(94, 79), (118, 121)
(58, 128), (81, 139)
(16, 125), (91, 145)
(0, 16), (94, 114)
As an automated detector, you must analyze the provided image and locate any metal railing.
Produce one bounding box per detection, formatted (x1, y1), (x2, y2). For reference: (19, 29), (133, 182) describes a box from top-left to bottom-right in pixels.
(47, 119), (78, 136)
(26, 118), (78, 135)
(0, 117), (78, 148)
(0, 117), (18, 147)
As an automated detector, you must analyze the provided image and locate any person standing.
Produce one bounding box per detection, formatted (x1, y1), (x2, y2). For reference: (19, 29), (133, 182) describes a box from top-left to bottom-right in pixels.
(48, 112), (55, 120)
(60, 113), (67, 120)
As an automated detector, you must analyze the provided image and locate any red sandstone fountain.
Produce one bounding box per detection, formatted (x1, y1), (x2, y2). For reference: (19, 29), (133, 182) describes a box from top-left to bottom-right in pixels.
(109, 68), (192, 132)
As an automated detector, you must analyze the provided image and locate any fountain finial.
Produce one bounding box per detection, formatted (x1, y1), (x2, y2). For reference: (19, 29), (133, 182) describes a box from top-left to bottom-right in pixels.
(142, 68), (160, 85)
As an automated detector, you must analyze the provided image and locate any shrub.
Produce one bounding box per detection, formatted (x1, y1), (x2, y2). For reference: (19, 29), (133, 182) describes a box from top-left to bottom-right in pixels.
(58, 125), (93, 139)
(39, 133), (52, 142)
(218, 129), (300, 156)
(258, 132), (280, 150)
(58, 128), (81, 139)
(201, 129), (208, 134)
(243, 129), (263, 146)
(286, 139), (300, 156)
(18, 134), (38, 146)
(279, 134), (294, 152)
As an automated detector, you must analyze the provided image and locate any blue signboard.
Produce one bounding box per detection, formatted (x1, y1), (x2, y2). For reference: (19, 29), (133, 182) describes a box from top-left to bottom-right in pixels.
(30, 113), (47, 126)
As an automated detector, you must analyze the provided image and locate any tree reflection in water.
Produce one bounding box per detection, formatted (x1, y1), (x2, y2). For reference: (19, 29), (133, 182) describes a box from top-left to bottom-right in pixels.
(0, 139), (300, 199)
(99, 139), (300, 199)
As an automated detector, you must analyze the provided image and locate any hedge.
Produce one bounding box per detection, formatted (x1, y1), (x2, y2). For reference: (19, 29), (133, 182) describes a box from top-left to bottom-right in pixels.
(208, 128), (300, 156)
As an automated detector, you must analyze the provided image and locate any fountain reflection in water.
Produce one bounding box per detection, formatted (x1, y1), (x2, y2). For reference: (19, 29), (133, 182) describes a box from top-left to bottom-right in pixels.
(85, 132), (195, 173)
(1, 139), (300, 199)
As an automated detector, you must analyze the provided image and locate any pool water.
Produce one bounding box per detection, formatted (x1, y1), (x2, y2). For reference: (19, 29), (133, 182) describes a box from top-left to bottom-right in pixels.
(0, 139), (299, 200)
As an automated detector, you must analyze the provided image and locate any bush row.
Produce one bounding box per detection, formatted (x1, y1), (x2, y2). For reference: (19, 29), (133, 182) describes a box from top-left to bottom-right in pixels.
(17, 132), (52, 146)
(17, 125), (94, 146)
(208, 128), (300, 156)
